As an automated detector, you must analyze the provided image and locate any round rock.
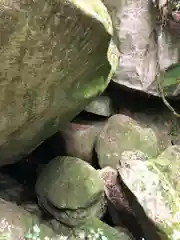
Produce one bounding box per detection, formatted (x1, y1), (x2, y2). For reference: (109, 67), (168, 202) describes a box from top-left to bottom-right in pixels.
(35, 156), (104, 226)
(95, 114), (159, 168)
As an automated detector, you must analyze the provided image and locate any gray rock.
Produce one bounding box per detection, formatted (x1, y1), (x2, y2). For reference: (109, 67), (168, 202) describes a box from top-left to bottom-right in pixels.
(117, 148), (180, 239)
(0, 198), (68, 240)
(0, 0), (111, 166)
(85, 95), (114, 117)
(102, 0), (180, 97)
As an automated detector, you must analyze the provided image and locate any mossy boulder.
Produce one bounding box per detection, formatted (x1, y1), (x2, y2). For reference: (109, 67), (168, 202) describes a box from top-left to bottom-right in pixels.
(154, 145), (180, 198)
(36, 156), (105, 226)
(95, 114), (159, 168)
(117, 148), (180, 239)
(0, 0), (111, 166)
(131, 111), (174, 151)
(0, 198), (68, 240)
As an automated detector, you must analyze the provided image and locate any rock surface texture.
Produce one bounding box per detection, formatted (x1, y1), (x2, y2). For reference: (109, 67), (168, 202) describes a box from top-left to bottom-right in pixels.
(0, 0), (111, 166)
(0, 1), (180, 240)
(35, 156), (105, 226)
(102, 0), (180, 97)
(95, 114), (159, 168)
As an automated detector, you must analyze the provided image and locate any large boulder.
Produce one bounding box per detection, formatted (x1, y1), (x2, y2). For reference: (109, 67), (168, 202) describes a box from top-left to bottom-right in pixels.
(102, 0), (180, 97)
(0, 197), (133, 240)
(99, 164), (163, 240)
(0, 0), (111, 166)
(117, 148), (180, 239)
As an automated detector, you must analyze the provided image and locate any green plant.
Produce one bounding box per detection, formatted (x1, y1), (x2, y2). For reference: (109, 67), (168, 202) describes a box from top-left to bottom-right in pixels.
(24, 224), (41, 240)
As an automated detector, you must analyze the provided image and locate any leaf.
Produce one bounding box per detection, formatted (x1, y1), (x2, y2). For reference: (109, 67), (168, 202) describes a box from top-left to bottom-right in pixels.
(162, 64), (180, 88)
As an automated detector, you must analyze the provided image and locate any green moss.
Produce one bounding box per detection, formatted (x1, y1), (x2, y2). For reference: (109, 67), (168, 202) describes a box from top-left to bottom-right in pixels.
(146, 152), (180, 239)
(71, 0), (112, 33)
(75, 218), (133, 240)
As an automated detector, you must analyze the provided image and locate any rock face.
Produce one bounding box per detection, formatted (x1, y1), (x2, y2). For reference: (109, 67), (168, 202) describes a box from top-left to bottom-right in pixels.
(0, 197), (133, 240)
(117, 148), (180, 239)
(0, 0), (111, 166)
(0, 198), (60, 240)
(35, 156), (105, 227)
(102, 0), (180, 97)
(99, 165), (163, 240)
(98, 147), (180, 239)
(155, 145), (180, 197)
(95, 114), (159, 168)
(131, 111), (173, 151)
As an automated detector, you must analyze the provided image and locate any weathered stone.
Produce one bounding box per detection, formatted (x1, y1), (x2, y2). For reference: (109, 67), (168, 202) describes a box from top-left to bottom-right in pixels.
(74, 217), (134, 240)
(36, 156), (105, 226)
(95, 114), (159, 168)
(117, 149), (180, 239)
(48, 120), (106, 164)
(0, 198), (68, 240)
(102, 0), (180, 97)
(85, 95), (114, 117)
(99, 162), (169, 240)
(155, 145), (180, 196)
(0, 0), (111, 166)
(130, 111), (175, 151)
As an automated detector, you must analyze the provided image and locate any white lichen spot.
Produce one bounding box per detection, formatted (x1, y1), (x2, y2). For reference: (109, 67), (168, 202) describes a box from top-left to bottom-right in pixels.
(0, 218), (14, 233)
(112, 152), (118, 157)
(85, 228), (108, 240)
(59, 236), (68, 240)
(33, 224), (40, 233)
